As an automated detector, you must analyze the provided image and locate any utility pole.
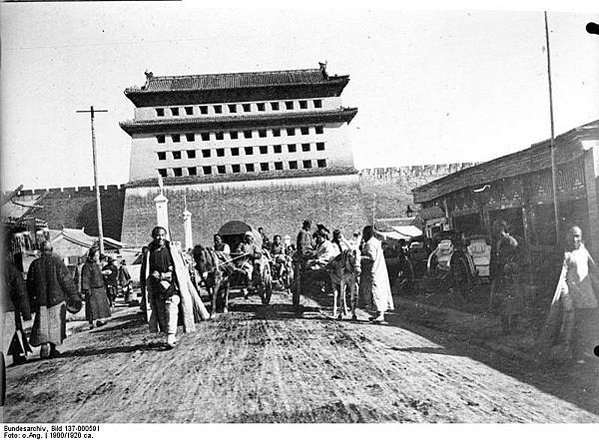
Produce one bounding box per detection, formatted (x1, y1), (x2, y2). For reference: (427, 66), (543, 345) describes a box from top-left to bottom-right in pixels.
(372, 193), (376, 225)
(77, 106), (108, 254)
(544, 11), (561, 244)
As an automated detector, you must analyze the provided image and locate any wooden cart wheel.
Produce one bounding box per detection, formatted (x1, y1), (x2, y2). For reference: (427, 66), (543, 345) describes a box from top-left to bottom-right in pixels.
(262, 263), (273, 305)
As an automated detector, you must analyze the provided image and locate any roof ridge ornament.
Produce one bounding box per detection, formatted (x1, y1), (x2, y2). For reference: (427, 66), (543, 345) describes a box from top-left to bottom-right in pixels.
(143, 70), (154, 90)
(319, 61), (328, 79)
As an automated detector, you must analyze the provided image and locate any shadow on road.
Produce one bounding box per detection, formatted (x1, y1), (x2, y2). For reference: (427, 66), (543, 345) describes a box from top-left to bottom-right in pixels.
(229, 300), (327, 322)
(388, 346), (459, 356)
(92, 312), (146, 333)
(298, 285), (599, 416)
(59, 342), (169, 358)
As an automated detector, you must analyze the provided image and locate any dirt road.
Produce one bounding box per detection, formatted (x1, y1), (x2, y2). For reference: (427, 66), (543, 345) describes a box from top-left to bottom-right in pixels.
(5, 290), (599, 423)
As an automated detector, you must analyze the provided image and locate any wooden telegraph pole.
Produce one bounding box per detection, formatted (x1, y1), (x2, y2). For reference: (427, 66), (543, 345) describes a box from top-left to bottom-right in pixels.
(76, 106), (108, 254)
(544, 11), (561, 243)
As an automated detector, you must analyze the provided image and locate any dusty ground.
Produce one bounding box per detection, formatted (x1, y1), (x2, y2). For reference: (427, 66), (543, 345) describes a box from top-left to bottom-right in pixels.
(4, 288), (599, 423)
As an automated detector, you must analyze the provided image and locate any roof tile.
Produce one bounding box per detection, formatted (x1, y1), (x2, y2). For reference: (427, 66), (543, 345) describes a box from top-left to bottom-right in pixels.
(129, 69), (344, 94)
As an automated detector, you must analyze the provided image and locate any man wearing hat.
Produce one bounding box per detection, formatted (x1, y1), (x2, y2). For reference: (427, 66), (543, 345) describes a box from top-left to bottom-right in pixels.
(26, 241), (82, 359)
(238, 231), (263, 298)
(102, 255), (119, 307)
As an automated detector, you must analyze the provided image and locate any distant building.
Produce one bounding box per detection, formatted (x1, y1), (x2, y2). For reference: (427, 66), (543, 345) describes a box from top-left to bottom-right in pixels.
(119, 65), (364, 246)
(412, 120), (599, 280)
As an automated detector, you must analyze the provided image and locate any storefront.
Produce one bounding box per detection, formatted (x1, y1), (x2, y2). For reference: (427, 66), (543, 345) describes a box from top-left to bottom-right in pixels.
(412, 120), (599, 282)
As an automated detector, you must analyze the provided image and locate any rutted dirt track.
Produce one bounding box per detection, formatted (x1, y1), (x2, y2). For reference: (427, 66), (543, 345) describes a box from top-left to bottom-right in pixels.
(5, 290), (599, 423)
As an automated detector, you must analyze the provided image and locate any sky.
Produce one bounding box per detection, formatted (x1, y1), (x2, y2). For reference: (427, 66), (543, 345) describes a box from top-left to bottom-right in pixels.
(1, 1), (598, 190)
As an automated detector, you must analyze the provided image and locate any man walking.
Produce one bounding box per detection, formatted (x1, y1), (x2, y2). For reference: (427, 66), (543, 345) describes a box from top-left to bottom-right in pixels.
(359, 226), (394, 323)
(140, 226), (209, 349)
(26, 242), (82, 359)
(552, 226), (599, 364)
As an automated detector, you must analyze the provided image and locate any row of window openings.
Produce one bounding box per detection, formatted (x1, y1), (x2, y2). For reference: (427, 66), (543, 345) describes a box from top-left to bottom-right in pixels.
(155, 99), (323, 117)
(157, 143), (326, 161)
(159, 159), (327, 177)
(156, 126), (324, 144)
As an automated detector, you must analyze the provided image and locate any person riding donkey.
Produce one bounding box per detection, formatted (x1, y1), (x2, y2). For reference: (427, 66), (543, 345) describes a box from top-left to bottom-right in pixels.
(237, 231), (263, 299)
(304, 229), (340, 295)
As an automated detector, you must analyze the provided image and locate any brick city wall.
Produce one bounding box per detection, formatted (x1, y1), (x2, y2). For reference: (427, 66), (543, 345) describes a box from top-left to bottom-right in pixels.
(6, 186), (126, 240)
(359, 163), (477, 219)
(121, 176), (369, 248)
(7, 163), (472, 247)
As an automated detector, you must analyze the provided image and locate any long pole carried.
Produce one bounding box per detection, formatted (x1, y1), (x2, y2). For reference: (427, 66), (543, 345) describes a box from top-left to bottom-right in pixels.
(544, 11), (560, 243)
(76, 105), (108, 254)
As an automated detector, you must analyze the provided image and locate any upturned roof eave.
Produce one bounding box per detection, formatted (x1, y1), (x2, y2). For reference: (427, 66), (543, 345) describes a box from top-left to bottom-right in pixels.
(119, 108), (358, 135)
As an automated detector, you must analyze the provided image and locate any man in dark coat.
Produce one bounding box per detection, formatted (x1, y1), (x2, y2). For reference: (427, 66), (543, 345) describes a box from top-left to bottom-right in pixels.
(3, 255), (32, 365)
(292, 220), (316, 313)
(26, 242), (82, 359)
(118, 260), (132, 303)
(140, 226), (209, 349)
(103, 256), (119, 307)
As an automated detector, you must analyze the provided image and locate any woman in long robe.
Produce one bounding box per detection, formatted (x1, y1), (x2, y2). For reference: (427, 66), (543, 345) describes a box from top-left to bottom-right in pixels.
(81, 248), (111, 329)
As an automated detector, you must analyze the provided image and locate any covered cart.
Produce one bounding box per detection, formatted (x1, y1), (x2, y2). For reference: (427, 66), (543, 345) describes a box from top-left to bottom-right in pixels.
(217, 220), (273, 304)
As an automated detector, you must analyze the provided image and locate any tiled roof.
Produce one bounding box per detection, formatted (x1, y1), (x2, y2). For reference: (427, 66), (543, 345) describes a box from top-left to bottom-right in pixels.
(1, 193), (45, 220)
(52, 228), (124, 249)
(375, 217), (420, 230)
(375, 218), (423, 239)
(126, 69), (347, 94)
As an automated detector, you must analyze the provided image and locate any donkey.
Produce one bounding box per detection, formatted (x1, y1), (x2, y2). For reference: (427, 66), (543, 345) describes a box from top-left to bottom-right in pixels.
(192, 245), (235, 318)
(327, 247), (361, 320)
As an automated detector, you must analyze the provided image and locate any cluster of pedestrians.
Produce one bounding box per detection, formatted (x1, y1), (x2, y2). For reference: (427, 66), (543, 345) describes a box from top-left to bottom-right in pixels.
(2, 239), (134, 364)
(3, 241), (81, 363)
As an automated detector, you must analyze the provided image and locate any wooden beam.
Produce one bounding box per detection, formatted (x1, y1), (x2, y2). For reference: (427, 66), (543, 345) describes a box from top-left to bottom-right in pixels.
(1, 185), (24, 206)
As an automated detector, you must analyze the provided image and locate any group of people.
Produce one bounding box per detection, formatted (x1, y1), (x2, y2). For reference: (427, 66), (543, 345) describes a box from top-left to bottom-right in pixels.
(3, 241), (82, 363)
(293, 220), (394, 323)
(211, 230), (293, 296)
(3, 221), (597, 363)
(2, 239), (134, 364)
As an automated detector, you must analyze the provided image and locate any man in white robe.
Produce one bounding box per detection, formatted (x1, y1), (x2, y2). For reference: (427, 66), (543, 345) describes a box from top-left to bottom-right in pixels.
(359, 226), (394, 323)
